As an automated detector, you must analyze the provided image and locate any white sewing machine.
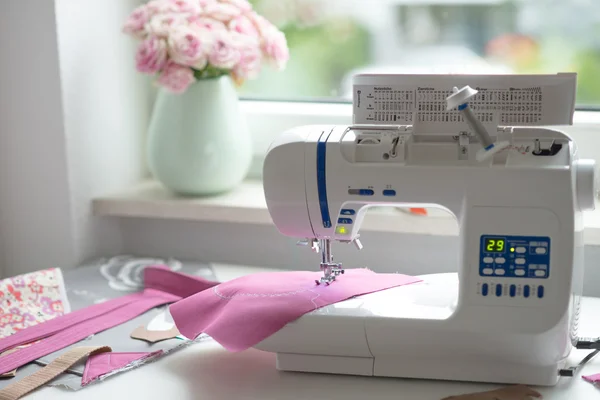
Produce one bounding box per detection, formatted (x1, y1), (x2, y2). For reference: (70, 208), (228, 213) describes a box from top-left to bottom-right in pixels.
(256, 73), (599, 386)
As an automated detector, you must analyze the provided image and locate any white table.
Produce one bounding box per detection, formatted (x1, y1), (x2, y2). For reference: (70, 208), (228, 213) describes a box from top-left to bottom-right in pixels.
(30, 264), (600, 400)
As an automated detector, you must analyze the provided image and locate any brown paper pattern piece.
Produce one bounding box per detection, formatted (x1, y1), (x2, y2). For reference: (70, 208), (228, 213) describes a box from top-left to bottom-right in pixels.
(130, 325), (180, 343)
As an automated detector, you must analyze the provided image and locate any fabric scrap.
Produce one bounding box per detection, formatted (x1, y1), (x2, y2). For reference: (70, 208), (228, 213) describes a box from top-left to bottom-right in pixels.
(0, 346), (110, 400)
(0, 372), (15, 380)
(0, 268), (70, 339)
(82, 351), (162, 386)
(440, 385), (542, 400)
(170, 268), (422, 351)
(582, 373), (600, 383)
(0, 260), (217, 392)
(0, 266), (218, 376)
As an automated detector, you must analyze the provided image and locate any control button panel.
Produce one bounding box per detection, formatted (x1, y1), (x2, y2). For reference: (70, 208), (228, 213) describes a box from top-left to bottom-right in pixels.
(479, 235), (550, 279)
(477, 282), (545, 301)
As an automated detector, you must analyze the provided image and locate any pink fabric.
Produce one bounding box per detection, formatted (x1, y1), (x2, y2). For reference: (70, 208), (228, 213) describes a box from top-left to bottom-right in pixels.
(170, 268), (422, 351)
(0, 266), (218, 375)
(82, 351), (162, 386)
(583, 373), (600, 383)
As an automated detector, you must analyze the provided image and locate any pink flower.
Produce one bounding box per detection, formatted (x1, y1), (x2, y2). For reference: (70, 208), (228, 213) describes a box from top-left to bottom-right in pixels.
(136, 36), (168, 74)
(229, 15), (259, 37)
(161, 0), (202, 14)
(189, 16), (227, 31)
(208, 31), (241, 69)
(203, 2), (241, 22)
(219, 0), (252, 12)
(262, 28), (289, 70)
(157, 62), (196, 93)
(247, 11), (276, 36)
(146, 0), (165, 15)
(168, 26), (208, 68)
(147, 13), (185, 38)
(198, 0), (218, 6)
(122, 5), (150, 38)
(234, 42), (262, 80)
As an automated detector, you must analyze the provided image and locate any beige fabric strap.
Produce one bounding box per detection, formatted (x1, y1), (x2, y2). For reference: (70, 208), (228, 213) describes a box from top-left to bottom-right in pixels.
(0, 346), (111, 400)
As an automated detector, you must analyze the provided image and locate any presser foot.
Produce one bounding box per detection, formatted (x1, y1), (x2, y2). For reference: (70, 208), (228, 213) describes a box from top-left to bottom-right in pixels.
(316, 263), (344, 285)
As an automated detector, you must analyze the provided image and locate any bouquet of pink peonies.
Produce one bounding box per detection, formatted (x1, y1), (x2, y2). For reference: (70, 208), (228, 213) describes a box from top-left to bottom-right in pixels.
(123, 0), (290, 94)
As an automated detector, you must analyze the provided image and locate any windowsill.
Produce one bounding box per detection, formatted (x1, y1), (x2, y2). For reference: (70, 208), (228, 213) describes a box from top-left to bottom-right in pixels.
(92, 179), (600, 245)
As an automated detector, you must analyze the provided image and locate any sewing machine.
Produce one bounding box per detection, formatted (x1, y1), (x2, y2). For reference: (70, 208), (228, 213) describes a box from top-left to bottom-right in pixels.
(256, 73), (599, 386)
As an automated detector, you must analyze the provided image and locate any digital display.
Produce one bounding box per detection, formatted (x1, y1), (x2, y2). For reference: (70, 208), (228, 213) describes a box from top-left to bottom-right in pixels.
(484, 238), (506, 253)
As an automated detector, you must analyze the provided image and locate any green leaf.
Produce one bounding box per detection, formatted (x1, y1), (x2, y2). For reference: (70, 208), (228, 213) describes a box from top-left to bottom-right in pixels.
(192, 65), (229, 80)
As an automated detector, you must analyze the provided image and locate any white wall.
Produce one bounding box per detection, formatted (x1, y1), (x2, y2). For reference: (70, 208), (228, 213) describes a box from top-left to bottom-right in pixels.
(54, 0), (151, 267)
(0, 1), (75, 278)
(0, 0), (149, 278)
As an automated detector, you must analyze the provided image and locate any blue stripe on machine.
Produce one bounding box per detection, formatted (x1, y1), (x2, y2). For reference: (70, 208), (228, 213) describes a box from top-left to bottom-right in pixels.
(317, 130), (332, 228)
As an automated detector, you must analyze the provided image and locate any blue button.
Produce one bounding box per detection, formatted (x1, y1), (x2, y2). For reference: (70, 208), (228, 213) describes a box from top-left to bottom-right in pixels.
(510, 284), (516, 297)
(481, 283), (488, 296)
(359, 189), (374, 196)
(495, 284), (502, 297)
(338, 218), (353, 224)
(523, 285), (530, 298)
(382, 189), (396, 196)
(340, 209), (355, 215)
(537, 285), (544, 298)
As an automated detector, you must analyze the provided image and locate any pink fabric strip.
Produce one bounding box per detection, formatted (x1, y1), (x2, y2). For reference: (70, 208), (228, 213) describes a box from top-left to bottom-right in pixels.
(0, 292), (175, 375)
(170, 268), (422, 352)
(0, 266), (219, 375)
(0, 293), (146, 354)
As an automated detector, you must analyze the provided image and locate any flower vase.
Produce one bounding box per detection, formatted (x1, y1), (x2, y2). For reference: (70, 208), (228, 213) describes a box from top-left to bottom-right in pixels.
(147, 75), (252, 196)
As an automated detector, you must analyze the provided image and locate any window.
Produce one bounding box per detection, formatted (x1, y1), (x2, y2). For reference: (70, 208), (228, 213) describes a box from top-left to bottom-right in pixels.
(239, 0), (600, 108)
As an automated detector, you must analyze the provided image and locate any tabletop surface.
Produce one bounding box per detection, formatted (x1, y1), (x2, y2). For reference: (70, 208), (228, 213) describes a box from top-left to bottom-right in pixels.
(26, 264), (600, 400)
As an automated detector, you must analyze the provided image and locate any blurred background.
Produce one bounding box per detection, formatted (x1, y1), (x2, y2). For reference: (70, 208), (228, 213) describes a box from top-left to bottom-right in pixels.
(239, 0), (600, 108)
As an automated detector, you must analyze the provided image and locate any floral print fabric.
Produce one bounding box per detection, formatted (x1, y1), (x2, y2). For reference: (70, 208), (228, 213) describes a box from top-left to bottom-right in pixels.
(0, 268), (70, 339)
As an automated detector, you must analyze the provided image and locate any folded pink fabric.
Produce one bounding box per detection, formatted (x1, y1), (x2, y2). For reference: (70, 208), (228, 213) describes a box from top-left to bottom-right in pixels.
(82, 351), (162, 386)
(170, 268), (421, 351)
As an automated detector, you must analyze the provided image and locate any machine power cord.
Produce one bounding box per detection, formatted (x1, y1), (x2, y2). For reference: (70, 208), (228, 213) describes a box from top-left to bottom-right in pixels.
(558, 337), (600, 377)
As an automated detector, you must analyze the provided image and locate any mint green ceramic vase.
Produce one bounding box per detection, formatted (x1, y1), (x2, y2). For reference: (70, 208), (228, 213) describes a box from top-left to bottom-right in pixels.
(147, 76), (252, 196)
